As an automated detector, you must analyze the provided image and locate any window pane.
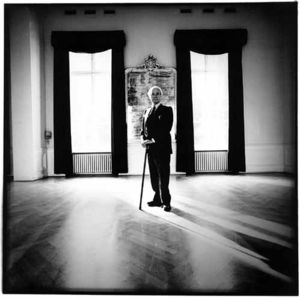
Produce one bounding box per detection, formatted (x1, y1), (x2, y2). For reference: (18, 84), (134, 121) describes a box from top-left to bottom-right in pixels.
(69, 51), (112, 153)
(191, 51), (229, 151)
(69, 52), (92, 72)
(92, 72), (112, 151)
(93, 49), (112, 72)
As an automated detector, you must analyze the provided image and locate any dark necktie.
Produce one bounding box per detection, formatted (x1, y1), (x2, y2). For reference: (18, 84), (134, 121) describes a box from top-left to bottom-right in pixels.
(147, 106), (155, 121)
(150, 106), (156, 115)
(146, 106), (156, 130)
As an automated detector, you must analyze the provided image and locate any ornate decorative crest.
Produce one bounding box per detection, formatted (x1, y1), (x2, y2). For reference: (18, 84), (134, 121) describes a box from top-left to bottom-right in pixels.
(137, 54), (163, 70)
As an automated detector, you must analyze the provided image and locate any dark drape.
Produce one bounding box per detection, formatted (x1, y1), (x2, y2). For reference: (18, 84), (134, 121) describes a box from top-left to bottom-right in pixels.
(51, 31), (127, 175)
(53, 49), (73, 174)
(175, 48), (195, 175)
(111, 47), (127, 175)
(228, 49), (246, 172)
(174, 29), (247, 174)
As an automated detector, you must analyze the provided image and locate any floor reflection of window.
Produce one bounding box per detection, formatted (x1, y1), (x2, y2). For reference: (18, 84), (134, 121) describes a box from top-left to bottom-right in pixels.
(190, 51), (229, 151)
(69, 50), (112, 153)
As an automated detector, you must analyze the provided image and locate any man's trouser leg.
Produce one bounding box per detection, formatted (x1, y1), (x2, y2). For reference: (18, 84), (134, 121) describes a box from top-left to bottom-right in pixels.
(158, 154), (171, 206)
(148, 153), (161, 203)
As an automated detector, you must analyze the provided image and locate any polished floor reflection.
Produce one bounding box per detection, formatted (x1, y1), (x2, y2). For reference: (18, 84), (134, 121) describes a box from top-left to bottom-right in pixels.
(3, 174), (297, 294)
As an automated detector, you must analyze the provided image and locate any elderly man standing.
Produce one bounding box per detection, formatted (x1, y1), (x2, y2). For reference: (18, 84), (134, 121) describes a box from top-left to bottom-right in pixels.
(140, 86), (173, 212)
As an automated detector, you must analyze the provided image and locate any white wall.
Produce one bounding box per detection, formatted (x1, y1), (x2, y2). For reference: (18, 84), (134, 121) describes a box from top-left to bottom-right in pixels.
(9, 3), (296, 178)
(9, 6), (45, 180)
(242, 6), (296, 172)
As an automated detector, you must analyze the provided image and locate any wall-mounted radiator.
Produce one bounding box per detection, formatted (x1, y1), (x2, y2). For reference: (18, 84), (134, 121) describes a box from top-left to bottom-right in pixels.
(195, 151), (228, 172)
(72, 153), (112, 174)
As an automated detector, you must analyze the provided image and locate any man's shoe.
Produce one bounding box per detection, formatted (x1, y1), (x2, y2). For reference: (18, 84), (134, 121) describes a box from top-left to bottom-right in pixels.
(147, 201), (163, 207)
(164, 205), (171, 212)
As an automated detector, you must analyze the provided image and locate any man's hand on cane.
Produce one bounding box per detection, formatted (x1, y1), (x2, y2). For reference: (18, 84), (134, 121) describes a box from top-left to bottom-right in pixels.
(141, 138), (155, 148)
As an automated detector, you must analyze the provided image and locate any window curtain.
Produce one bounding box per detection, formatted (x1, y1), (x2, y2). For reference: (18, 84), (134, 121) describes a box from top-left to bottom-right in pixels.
(51, 31), (127, 176)
(174, 29), (247, 174)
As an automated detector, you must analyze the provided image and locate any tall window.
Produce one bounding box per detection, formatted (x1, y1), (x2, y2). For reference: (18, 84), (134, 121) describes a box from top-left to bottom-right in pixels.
(69, 50), (112, 152)
(190, 51), (229, 151)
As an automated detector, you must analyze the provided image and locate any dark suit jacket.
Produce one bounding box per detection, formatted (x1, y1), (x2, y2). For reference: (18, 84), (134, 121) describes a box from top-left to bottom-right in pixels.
(141, 104), (173, 155)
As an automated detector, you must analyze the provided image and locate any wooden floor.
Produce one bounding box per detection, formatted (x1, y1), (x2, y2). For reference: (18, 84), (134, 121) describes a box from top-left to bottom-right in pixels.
(3, 173), (298, 294)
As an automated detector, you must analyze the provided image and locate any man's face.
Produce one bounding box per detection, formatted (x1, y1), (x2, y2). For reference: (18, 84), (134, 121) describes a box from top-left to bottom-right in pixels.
(150, 88), (161, 105)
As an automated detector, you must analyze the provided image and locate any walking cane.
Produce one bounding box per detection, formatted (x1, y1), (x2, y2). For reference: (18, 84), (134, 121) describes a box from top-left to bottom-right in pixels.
(139, 149), (148, 210)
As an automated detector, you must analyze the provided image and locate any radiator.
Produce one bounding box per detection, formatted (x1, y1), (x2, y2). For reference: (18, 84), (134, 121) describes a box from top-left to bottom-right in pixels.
(72, 153), (112, 174)
(195, 151), (228, 172)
